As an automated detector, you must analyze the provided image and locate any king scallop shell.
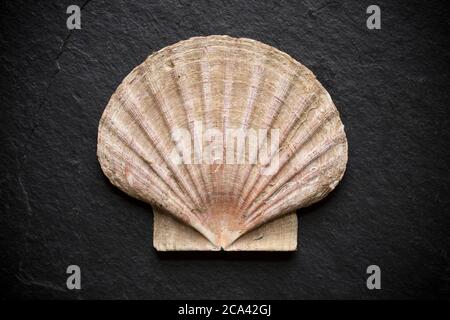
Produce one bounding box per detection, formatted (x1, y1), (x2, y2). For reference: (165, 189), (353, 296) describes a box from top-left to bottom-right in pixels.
(97, 35), (348, 249)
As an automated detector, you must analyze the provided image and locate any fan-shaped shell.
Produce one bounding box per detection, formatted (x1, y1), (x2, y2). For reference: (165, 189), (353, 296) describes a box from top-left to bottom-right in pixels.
(97, 35), (348, 249)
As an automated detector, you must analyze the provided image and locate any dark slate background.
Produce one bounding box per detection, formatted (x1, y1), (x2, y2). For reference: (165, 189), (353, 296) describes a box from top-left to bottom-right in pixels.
(1, 0), (449, 299)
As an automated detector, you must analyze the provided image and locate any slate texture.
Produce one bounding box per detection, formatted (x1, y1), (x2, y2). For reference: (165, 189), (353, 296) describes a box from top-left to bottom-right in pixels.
(1, 0), (449, 299)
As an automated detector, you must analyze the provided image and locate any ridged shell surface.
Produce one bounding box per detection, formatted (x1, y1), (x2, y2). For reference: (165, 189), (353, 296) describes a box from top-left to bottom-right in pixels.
(97, 35), (348, 249)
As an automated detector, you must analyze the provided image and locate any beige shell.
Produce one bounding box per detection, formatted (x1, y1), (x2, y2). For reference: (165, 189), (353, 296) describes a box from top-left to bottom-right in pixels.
(97, 35), (348, 250)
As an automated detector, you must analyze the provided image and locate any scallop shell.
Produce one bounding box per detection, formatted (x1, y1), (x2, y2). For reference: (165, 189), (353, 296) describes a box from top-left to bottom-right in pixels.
(97, 35), (348, 249)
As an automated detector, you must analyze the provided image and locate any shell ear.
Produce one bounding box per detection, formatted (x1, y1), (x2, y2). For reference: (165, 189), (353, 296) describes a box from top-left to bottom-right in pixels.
(97, 35), (348, 250)
(153, 207), (298, 251)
